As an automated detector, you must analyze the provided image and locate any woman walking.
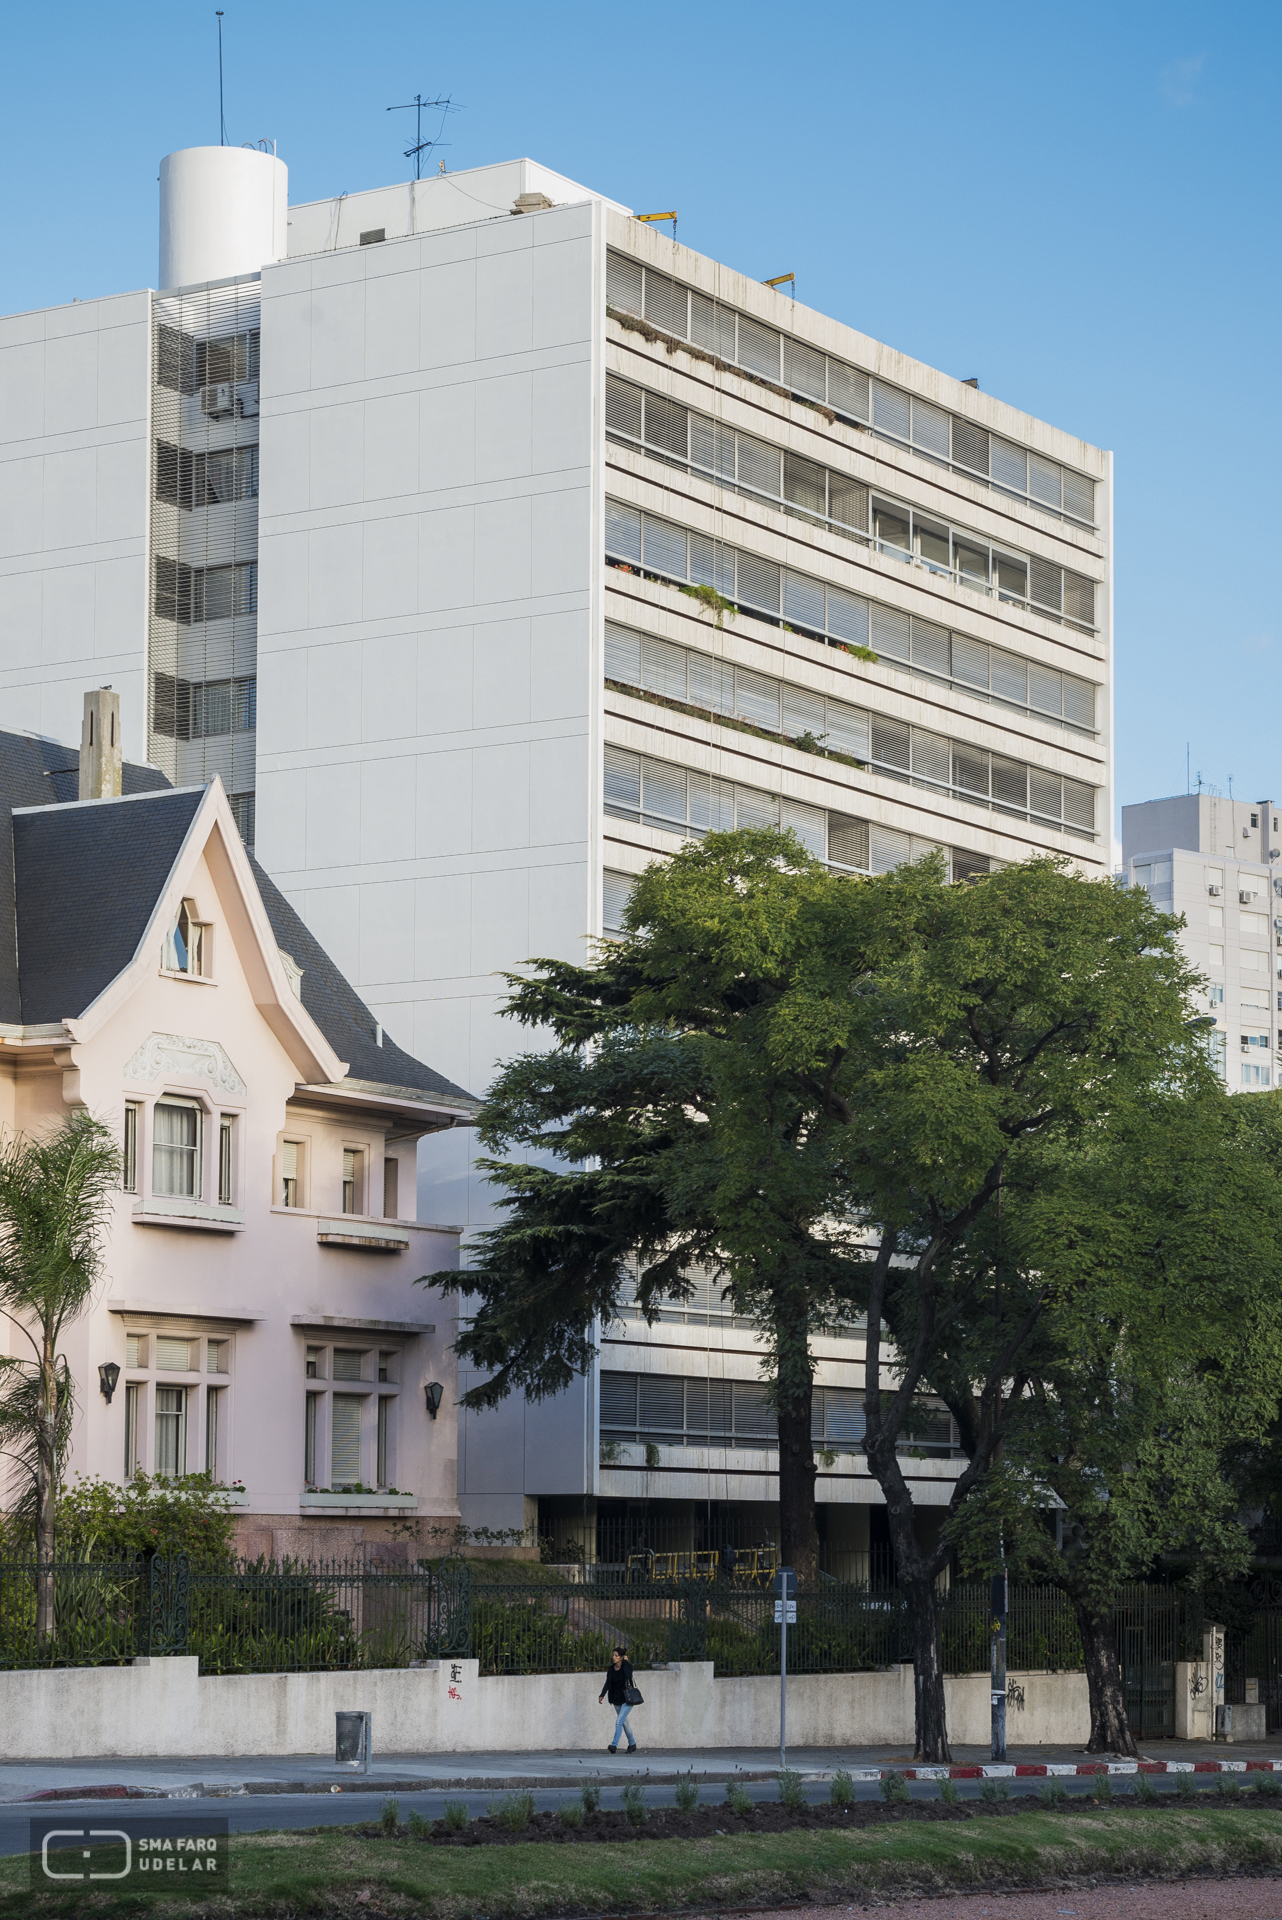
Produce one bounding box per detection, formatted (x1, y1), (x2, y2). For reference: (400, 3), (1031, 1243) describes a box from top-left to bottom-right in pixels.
(599, 1643), (639, 1753)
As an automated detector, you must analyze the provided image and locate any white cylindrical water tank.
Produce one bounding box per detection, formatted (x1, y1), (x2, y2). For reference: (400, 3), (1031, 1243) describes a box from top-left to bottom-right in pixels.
(159, 146), (288, 289)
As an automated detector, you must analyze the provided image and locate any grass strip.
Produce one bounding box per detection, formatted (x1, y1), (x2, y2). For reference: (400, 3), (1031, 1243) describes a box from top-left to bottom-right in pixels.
(1, 1803), (1280, 1917)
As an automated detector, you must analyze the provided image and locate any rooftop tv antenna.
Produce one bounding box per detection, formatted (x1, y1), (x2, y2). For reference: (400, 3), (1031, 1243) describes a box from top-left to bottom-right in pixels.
(216, 12), (226, 146)
(387, 93), (458, 180)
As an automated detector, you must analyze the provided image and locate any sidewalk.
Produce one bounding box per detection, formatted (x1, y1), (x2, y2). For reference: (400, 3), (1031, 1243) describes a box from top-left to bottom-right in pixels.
(3, 1741), (1281, 1802)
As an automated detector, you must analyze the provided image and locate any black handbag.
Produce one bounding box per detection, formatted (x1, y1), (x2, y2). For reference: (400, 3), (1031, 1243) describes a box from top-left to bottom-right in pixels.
(623, 1684), (644, 1705)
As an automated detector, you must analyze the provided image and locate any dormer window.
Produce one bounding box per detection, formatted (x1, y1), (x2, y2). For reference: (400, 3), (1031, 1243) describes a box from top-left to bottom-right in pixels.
(163, 900), (209, 976)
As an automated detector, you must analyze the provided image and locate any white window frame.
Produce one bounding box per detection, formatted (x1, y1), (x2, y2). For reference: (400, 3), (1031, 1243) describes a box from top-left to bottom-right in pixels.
(161, 896), (213, 979)
(300, 1338), (402, 1491)
(122, 1328), (235, 1483)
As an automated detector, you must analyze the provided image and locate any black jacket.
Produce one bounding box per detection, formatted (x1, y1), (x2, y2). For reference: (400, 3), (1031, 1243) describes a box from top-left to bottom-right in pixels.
(601, 1658), (633, 1705)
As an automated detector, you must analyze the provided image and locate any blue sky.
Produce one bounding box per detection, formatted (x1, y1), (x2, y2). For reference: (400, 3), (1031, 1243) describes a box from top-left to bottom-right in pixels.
(2, 0), (1277, 836)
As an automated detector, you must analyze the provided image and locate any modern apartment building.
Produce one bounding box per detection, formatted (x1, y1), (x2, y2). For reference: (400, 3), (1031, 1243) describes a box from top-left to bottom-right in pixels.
(1122, 793), (1280, 1092)
(0, 145), (1113, 1568)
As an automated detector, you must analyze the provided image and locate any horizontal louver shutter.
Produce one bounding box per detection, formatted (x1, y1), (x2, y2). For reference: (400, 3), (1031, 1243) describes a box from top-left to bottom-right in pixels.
(604, 622), (641, 685)
(688, 533), (735, 594)
(1062, 778), (1096, 831)
(737, 315), (781, 381)
(909, 619), (950, 678)
(990, 438), (1028, 491)
(602, 870), (634, 935)
(737, 553), (781, 614)
(827, 360), (870, 421)
(872, 380), (910, 439)
(952, 744), (990, 796)
(644, 272), (687, 338)
(871, 714), (911, 772)
(156, 1336), (193, 1371)
(706, 1380), (734, 1432)
(641, 757), (687, 829)
(1063, 571), (1095, 626)
(641, 515), (688, 579)
(330, 1398), (362, 1485)
(1027, 664), (1063, 717)
(644, 391), (689, 458)
(823, 700), (869, 758)
(641, 636), (688, 701)
(736, 433), (781, 499)
(1029, 558), (1063, 616)
(734, 667), (781, 730)
(828, 813), (870, 871)
(1028, 454), (1061, 510)
(869, 604), (910, 663)
(869, 825), (912, 873)
(1061, 675), (1096, 729)
(782, 685), (826, 741)
(951, 419), (989, 476)
(911, 397), (950, 458)
(990, 650), (1029, 705)
(950, 636), (987, 690)
(600, 1371), (639, 1430)
(606, 252), (644, 317)
(784, 337), (827, 400)
(827, 586), (869, 646)
(604, 744), (641, 812)
(733, 1383), (776, 1437)
(783, 452), (826, 517)
(781, 798), (827, 857)
(605, 375), (642, 439)
(911, 729), (950, 786)
(688, 652), (733, 714)
(783, 571), (825, 632)
(1029, 770), (1062, 820)
(638, 1374), (685, 1433)
(827, 474), (868, 534)
(1061, 469), (1095, 524)
(824, 1390), (866, 1447)
(990, 755), (1028, 808)
(689, 291), (736, 361)
(735, 786), (779, 831)
(605, 499), (642, 563)
(707, 777), (736, 832)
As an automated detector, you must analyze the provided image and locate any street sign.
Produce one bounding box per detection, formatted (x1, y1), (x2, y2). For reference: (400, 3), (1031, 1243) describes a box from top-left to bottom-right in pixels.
(774, 1567), (797, 1600)
(773, 1600), (797, 1624)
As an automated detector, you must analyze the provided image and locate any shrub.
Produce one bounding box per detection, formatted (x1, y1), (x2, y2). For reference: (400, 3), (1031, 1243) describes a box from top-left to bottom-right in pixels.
(557, 1800), (584, 1828)
(489, 1790), (535, 1831)
(56, 1472), (241, 1562)
(1176, 1770), (1196, 1798)
(621, 1782), (648, 1826)
(980, 1778), (1009, 1803)
(1037, 1778), (1066, 1807)
(725, 1780), (754, 1817)
(881, 1770), (910, 1805)
(1091, 1772), (1112, 1803)
(1134, 1770), (1158, 1802)
(829, 1768), (854, 1809)
(777, 1768), (806, 1810)
(443, 1800), (469, 1832)
(581, 1780), (601, 1814)
(674, 1771), (699, 1813)
(379, 1797), (400, 1836)
(1254, 1769), (1282, 1797)
(407, 1809), (432, 1839)
(1216, 1770), (1241, 1797)
(939, 1776), (959, 1805)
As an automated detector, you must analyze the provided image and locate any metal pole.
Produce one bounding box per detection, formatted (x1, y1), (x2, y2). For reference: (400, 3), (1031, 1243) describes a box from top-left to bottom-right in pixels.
(216, 12), (226, 146)
(780, 1603), (787, 1771)
(990, 1567), (1008, 1762)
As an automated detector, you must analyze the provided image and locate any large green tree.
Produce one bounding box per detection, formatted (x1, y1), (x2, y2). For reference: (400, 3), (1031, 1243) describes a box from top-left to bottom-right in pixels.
(0, 1113), (120, 1626)
(440, 833), (1205, 1759)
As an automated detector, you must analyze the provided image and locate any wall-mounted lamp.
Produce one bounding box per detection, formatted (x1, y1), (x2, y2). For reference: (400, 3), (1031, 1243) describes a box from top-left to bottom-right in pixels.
(424, 1381), (444, 1419)
(98, 1362), (121, 1405)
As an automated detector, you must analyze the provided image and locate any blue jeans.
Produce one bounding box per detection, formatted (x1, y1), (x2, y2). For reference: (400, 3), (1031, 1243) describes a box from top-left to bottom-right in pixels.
(611, 1702), (635, 1748)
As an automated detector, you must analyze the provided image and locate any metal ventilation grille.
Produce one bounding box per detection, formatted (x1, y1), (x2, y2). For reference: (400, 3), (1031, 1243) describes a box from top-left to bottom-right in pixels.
(148, 279), (261, 844)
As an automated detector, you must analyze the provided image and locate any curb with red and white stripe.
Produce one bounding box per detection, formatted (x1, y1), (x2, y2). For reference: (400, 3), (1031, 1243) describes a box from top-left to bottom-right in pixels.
(872, 1758), (1282, 1782)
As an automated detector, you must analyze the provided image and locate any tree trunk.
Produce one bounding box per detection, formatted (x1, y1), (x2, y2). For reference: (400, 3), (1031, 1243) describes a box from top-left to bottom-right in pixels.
(901, 1569), (952, 1763)
(35, 1344), (57, 1639)
(776, 1392), (819, 1587)
(1075, 1602), (1137, 1756)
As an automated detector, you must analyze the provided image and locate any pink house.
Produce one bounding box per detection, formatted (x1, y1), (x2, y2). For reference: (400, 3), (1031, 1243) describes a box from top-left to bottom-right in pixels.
(0, 692), (476, 1559)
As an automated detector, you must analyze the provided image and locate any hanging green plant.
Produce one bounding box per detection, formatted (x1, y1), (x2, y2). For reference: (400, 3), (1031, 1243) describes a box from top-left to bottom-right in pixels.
(842, 641), (878, 662)
(678, 582), (736, 628)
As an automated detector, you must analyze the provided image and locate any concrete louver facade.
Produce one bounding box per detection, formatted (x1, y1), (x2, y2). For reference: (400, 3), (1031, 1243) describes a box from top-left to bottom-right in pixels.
(0, 150), (1112, 1569)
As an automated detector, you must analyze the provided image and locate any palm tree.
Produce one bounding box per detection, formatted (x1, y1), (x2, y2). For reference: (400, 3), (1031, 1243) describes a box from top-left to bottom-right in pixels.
(0, 1114), (119, 1632)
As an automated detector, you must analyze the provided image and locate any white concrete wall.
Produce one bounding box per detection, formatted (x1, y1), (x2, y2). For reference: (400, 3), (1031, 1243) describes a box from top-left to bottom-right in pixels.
(0, 291), (151, 759)
(254, 201), (602, 1233)
(0, 1657), (1089, 1758)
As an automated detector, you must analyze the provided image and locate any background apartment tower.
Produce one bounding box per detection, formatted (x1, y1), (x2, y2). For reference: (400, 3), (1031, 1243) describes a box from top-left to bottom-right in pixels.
(1123, 794), (1280, 1092)
(0, 148), (1113, 1569)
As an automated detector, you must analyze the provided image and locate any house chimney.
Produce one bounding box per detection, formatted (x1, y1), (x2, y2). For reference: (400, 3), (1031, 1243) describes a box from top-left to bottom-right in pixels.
(79, 688), (122, 802)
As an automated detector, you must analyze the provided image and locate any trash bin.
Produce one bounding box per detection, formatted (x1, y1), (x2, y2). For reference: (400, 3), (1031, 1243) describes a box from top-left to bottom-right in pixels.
(336, 1710), (371, 1773)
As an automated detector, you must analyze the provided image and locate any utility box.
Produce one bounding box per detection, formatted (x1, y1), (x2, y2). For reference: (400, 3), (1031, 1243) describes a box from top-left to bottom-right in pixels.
(1219, 1702), (1267, 1742)
(336, 1710), (371, 1772)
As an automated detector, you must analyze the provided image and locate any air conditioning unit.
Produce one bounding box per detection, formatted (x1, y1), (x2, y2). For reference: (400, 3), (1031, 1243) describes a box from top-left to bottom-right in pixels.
(1240, 888), (1259, 903)
(1208, 883), (1222, 896)
(201, 382), (235, 418)
(237, 383), (260, 418)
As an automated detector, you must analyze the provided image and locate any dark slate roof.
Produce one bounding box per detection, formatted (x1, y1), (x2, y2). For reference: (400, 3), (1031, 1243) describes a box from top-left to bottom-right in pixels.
(0, 734), (171, 1025)
(14, 790), (203, 1024)
(250, 859), (476, 1113)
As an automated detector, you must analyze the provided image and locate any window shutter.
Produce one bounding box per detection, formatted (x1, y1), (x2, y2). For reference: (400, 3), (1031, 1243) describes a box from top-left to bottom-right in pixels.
(910, 729), (950, 787)
(909, 619), (950, 679)
(1063, 570), (1095, 626)
(688, 652), (733, 714)
(604, 744), (641, 813)
(1029, 557), (1063, 616)
(330, 1398), (362, 1485)
(951, 418), (989, 476)
(733, 1383), (776, 1437)
(826, 586), (869, 647)
(643, 271), (687, 338)
(827, 360), (870, 421)
(1061, 674), (1096, 728)
(990, 755), (1029, 809)
(828, 813), (870, 871)
(605, 375), (642, 440)
(705, 1380), (734, 1432)
(872, 380), (910, 440)
(643, 391), (689, 458)
(951, 744), (990, 797)
(822, 699), (869, 758)
(869, 825), (912, 873)
(605, 499), (642, 564)
(641, 635), (689, 701)
(782, 685), (826, 741)
(990, 438), (1028, 492)
(602, 871), (634, 934)
(951, 635), (990, 689)
(827, 474), (868, 534)
(990, 650), (1029, 705)
(156, 1336), (193, 1371)
(1062, 778), (1096, 831)
(737, 315), (781, 382)
(1062, 469), (1095, 524)
(735, 433), (782, 500)
(638, 1375), (685, 1433)
(783, 452), (826, 518)
(734, 668), (781, 731)
(781, 798), (827, 857)
(784, 337), (827, 400)
(1027, 663), (1063, 717)
(824, 1390), (866, 1448)
(783, 571), (825, 632)
(689, 291), (736, 361)
(706, 777), (736, 832)
(736, 552), (781, 615)
(640, 757), (687, 829)
(688, 532), (735, 594)
(1028, 769), (1063, 820)
(870, 715), (911, 772)
(640, 514), (688, 580)
(1028, 454), (1062, 510)
(734, 786), (779, 831)
(911, 397), (950, 458)
(869, 604), (910, 663)
(604, 622), (641, 686)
